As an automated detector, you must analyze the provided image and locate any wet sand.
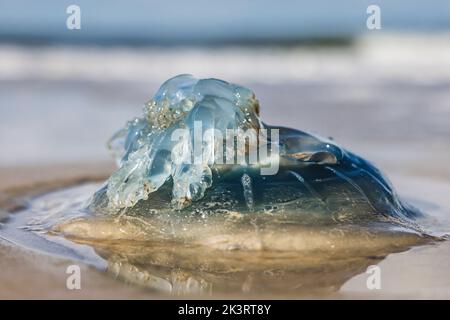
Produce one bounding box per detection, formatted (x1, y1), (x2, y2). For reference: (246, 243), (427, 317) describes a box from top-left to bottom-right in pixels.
(2, 90), (450, 297)
(0, 162), (115, 211)
(0, 239), (154, 299)
(0, 162), (152, 299)
(341, 241), (450, 299)
(0, 164), (449, 299)
(0, 162), (134, 298)
(1, 37), (450, 298)
(340, 174), (450, 299)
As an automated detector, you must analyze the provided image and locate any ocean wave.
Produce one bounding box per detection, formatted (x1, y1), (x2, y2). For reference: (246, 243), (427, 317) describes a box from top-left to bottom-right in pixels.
(1, 34), (450, 84)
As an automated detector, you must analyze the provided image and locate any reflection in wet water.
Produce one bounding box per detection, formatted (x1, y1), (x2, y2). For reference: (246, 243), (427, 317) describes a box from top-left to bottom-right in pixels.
(0, 183), (434, 296)
(76, 230), (427, 296)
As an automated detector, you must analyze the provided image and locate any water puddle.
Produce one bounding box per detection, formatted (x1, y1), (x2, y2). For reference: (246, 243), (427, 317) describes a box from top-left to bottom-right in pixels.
(0, 181), (442, 297)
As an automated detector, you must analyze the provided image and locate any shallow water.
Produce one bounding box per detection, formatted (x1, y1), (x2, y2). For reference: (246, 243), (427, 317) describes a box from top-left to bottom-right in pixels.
(0, 180), (440, 296)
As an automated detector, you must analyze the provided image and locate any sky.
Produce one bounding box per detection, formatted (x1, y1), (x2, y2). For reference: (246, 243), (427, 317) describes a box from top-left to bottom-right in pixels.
(0, 0), (449, 44)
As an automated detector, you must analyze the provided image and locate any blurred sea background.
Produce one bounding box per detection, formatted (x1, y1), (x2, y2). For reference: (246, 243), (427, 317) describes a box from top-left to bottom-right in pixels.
(1, 0), (450, 179)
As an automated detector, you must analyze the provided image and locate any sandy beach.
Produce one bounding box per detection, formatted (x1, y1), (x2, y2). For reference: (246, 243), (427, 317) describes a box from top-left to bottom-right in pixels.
(0, 162), (152, 299)
(1, 165), (450, 299)
(1, 34), (450, 299)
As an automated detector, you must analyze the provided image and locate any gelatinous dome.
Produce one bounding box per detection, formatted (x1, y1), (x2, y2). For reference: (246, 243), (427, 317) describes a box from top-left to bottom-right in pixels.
(91, 74), (421, 223)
